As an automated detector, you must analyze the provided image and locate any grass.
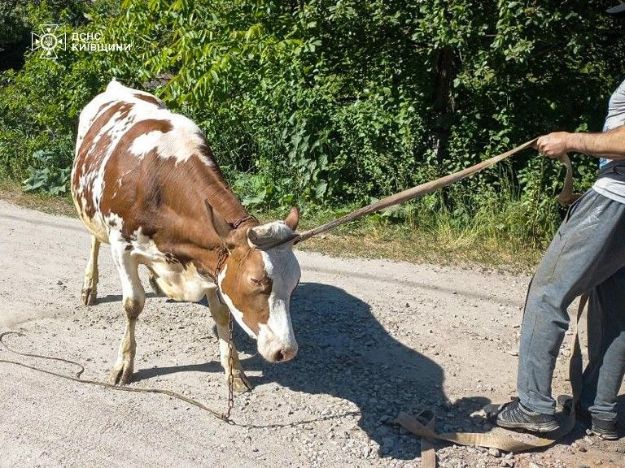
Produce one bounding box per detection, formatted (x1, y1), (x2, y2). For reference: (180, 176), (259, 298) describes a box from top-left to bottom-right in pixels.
(0, 178), (551, 273)
(0, 179), (76, 216)
(287, 206), (548, 273)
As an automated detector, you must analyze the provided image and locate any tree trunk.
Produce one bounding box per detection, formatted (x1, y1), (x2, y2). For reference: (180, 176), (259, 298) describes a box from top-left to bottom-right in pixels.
(431, 46), (456, 206)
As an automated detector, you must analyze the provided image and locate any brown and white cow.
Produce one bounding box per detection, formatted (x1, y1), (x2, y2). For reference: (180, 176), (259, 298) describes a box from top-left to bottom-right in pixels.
(71, 79), (301, 391)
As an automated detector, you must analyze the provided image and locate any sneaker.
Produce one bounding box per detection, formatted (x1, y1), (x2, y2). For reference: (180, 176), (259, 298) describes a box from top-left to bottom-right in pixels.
(572, 402), (618, 440)
(496, 398), (559, 433)
(591, 416), (618, 440)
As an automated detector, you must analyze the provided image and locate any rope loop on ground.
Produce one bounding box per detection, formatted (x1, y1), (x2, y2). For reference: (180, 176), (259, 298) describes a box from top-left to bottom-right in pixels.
(0, 331), (231, 422)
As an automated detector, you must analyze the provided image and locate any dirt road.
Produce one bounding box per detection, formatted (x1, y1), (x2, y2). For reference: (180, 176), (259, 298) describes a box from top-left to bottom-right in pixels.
(1, 199), (624, 467)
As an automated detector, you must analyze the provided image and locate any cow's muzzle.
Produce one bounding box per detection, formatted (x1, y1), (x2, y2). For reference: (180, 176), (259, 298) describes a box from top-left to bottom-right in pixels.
(271, 345), (298, 363)
(257, 325), (298, 363)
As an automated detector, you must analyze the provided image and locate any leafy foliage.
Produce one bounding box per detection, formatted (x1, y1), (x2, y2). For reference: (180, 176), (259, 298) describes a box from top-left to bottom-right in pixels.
(23, 142), (73, 195)
(0, 0), (624, 247)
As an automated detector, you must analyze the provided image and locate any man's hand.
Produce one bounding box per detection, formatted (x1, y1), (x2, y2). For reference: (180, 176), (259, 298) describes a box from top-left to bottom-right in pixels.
(533, 126), (625, 161)
(534, 132), (572, 159)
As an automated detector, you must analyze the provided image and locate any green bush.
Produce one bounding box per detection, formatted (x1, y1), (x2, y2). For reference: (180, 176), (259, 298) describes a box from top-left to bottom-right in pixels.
(23, 136), (74, 195)
(0, 0), (624, 248)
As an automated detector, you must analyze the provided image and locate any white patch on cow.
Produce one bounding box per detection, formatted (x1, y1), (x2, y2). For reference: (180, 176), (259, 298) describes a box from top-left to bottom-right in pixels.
(217, 265), (257, 338)
(108, 228), (144, 304)
(104, 212), (124, 232)
(256, 231), (301, 361)
(128, 130), (163, 157)
(128, 119), (208, 164)
(121, 225), (214, 302)
(104, 80), (213, 165)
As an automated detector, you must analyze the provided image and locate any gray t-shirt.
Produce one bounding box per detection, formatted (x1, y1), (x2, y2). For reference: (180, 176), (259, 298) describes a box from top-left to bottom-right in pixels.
(592, 79), (625, 203)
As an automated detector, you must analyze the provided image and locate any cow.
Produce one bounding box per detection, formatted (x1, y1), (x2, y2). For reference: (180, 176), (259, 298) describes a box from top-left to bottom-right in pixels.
(71, 79), (301, 392)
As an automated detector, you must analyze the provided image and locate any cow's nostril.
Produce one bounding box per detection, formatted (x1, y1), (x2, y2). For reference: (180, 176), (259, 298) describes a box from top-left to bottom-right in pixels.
(274, 350), (285, 362)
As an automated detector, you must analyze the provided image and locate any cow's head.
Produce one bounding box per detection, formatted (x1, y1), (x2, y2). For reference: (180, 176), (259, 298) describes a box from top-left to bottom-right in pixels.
(213, 207), (301, 363)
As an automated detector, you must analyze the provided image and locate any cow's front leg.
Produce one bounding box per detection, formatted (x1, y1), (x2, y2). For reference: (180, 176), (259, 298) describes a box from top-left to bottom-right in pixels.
(109, 241), (145, 385)
(81, 235), (100, 305)
(206, 289), (252, 393)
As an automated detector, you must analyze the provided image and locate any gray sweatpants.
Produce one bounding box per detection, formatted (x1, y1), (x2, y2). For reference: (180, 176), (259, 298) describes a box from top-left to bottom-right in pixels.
(517, 188), (625, 421)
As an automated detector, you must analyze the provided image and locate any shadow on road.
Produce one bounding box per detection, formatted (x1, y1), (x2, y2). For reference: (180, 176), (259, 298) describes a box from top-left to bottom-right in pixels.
(236, 282), (453, 459)
(134, 362), (222, 381)
(132, 282), (496, 459)
(97, 292), (159, 305)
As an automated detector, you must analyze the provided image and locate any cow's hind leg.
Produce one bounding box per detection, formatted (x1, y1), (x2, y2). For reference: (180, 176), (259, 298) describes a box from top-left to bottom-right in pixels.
(81, 236), (100, 305)
(109, 241), (145, 385)
(206, 289), (252, 393)
(146, 266), (165, 296)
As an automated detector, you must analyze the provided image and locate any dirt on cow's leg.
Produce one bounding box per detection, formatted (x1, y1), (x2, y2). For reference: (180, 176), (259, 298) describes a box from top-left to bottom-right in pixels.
(109, 313), (138, 385)
(206, 289), (252, 393)
(109, 241), (145, 385)
(81, 236), (100, 306)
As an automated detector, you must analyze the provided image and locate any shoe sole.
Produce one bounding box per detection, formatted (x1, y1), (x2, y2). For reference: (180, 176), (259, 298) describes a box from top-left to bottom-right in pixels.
(497, 419), (559, 433)
(591, 429), (618, 440)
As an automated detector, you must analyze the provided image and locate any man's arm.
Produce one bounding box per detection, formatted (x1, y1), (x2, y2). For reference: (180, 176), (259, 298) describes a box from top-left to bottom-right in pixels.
(535, 125), (625, 160)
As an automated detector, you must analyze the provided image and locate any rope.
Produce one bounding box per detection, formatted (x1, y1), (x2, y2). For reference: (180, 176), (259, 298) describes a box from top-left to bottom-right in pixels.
(396, 296), (589, 466)
(0, 331), (231, 422)
(292, 138), (541, 244)
(263, 138), (576, 247)
(0, 331), (361, 429)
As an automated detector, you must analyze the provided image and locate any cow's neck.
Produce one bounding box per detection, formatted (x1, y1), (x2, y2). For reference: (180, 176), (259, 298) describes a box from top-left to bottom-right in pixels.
(160, 160), (258, 277)
(196, 163), (257, 230)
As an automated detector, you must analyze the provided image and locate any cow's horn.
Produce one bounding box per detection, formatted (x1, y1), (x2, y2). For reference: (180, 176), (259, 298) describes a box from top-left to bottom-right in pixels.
(247, 228), (267, 247)
(247, 226), (297, 250)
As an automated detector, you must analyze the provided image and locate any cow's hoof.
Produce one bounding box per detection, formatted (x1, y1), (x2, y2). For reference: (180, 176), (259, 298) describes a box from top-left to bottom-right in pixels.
(109, 362), (133, 385)
(81, 288), (97, 306)
(231, 373), (252, 393)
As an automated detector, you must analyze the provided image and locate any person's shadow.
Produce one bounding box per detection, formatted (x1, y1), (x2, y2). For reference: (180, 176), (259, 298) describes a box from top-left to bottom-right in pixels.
(233, 282), (463, 459)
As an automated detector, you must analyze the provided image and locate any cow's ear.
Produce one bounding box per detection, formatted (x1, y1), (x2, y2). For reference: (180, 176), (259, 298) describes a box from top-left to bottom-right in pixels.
(205, 201), (232, 240)
(285, 206), (299, 231)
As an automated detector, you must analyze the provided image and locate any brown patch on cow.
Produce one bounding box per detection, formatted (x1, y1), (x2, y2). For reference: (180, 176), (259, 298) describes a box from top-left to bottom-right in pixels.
(72, 101), (135, 218)
(121, 119), (173, 147)
(97, 116), (255, 273)
(96, 101), (114, 115)
(134, 93), (162, 106)
(219, 246), (272, 333)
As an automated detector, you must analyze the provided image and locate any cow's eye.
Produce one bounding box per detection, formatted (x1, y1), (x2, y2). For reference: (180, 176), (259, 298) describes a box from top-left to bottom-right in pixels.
(249, 277), (272, 293)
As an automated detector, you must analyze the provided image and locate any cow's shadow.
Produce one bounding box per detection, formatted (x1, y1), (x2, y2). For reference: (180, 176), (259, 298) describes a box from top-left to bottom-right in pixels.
(234, 282), (456, 459)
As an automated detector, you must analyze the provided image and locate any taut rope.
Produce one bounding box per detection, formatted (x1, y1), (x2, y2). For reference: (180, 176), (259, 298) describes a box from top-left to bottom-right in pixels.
(284, 138), (578, 245)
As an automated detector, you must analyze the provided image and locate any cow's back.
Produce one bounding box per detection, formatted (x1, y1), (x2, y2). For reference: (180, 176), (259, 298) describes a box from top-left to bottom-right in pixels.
(71, 80), (214, 244)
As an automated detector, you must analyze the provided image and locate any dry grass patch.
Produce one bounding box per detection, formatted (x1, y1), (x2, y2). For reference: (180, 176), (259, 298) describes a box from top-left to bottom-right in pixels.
(0, 181), (541, 273)
(0, 180), (76, 217)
